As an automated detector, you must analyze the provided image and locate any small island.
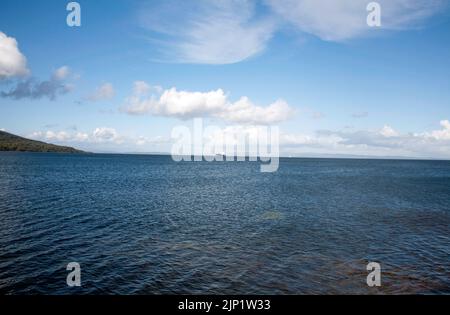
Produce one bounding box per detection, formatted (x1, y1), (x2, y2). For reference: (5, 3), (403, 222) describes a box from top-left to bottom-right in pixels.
(0, 130), (84, 153)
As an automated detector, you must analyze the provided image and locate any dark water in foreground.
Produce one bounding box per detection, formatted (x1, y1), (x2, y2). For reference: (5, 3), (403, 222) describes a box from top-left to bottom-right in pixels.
(0, 152), (449, 294)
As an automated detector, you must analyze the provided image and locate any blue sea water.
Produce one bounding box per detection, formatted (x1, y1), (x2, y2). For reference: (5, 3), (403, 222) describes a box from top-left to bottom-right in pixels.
(0, 152), (449, 294)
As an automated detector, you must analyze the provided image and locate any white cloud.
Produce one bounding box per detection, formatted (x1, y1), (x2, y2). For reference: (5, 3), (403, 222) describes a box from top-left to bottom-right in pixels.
(122, 82), (295, 124)
(281, 120), (450, 158)
(1, 65), (74, 100)
(26, 120), (450, 158)
(0, 31), (29, 80)
(29, 127), (122, 144)
(379, 125), (399, 137)
(92, 127), (119, 142)
(153, 88), (227, 117)
(73, 132), (89, 142)
(139, 0), (275, 64)
(123, 86), (227, 117)
(423, 120), (450, 141)
(28, 127), (172, 153)
(29, 130), (71, 142)
(137, 1), (445, 64)
(87, 83), (115, 101)
(266, 0), (446, 41)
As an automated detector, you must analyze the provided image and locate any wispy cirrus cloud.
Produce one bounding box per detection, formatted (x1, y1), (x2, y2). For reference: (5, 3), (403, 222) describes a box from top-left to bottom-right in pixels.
(121, 81), (295, 125)
(138, 0), (447, 64)
(138, 0), (276, 64)
(267, 0), (447, 41)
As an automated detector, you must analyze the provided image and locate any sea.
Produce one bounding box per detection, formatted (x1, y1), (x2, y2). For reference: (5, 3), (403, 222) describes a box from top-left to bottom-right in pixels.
(0, 152), (449, 294)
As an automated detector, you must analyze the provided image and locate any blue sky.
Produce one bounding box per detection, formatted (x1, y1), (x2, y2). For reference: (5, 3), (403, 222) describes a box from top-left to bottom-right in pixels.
(1, 0), (450, 158)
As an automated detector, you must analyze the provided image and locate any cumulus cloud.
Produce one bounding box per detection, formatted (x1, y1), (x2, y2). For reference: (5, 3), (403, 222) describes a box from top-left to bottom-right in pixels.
(28, 127), (172, 153)
(1, 66), (74, 100)
(422, 120), (450, 141)
(27, 120), (450, 158)
(379, 125), (399, 137)
(86, 83), (115, 101)
(29, 130), (87, 143)
(122, 82), (294, 124)
(0, 31), (29, 80)
(281, 120), (450, 158)
(178, 121), (450, 158)
(92, 127), (120, 142)
(139, 0), (275, 64)
(266, 0), (446, 41)
(29, 130), (82, 142)
(29, 127), (122, 144)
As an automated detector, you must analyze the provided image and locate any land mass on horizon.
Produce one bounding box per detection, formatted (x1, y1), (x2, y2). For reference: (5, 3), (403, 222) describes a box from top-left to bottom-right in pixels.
(0, 130), (84, 153)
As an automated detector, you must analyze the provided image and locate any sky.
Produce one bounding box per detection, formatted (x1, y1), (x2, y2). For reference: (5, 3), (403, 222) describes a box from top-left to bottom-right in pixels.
(1, 0), (450, 158)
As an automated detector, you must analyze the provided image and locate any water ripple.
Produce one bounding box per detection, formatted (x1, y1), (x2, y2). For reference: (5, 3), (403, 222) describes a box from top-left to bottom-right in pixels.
(0, 153), (449, 294)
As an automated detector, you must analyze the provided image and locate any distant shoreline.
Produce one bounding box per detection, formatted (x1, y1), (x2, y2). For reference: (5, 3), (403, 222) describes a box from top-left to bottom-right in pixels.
(1, 150), (448, 162)
(2, 130), (448, 161)
(0, 130), (85, 154)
